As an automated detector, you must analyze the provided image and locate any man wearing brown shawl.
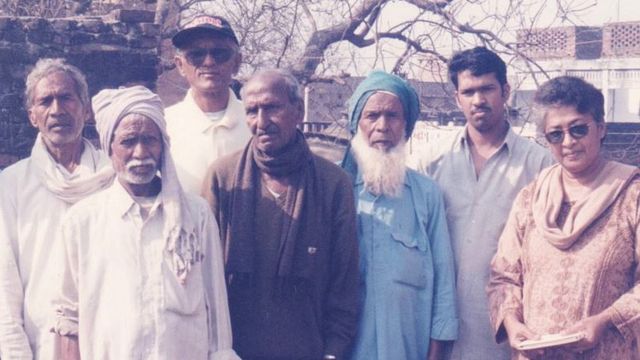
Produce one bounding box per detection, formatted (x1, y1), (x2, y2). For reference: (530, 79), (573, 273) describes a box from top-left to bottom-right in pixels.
(202, 69), (360, 360)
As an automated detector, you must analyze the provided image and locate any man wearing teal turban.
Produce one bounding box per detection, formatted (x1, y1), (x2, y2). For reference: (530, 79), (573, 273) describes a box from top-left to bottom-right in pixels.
(342, 70), (420, 177)
(342, 71), (458, 360)
(347, 70), (421, 137)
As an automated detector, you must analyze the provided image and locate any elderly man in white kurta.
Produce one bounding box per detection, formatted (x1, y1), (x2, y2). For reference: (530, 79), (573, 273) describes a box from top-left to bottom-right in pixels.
(51, 86), (238, 360)
(0, 58), (114, 360)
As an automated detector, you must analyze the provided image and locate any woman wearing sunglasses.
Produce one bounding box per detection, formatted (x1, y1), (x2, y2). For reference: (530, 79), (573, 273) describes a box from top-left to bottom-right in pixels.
(487, 76), (640, 360)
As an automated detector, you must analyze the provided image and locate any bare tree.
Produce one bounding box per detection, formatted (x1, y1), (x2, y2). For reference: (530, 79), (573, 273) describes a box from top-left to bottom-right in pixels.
(171, 0), (597, 84)
(0, 0), (598, 84)
(151, 0), (601, 126)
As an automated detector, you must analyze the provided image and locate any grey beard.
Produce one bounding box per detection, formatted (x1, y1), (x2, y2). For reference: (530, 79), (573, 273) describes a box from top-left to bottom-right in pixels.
(350, 132), (407, 198)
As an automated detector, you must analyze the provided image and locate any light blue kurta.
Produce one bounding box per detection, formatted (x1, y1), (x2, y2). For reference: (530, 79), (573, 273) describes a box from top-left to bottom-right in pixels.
(411, 126), (554, 360)
(350, 169), (458, 360)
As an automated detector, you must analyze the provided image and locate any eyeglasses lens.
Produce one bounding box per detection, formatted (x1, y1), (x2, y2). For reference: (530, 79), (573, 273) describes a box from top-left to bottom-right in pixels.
(185, 48), (233, 66)
(544, 124), (590, 144)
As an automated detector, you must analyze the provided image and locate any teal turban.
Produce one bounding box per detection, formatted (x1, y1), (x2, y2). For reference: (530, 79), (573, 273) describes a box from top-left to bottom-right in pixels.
(347, 70), (420, 138)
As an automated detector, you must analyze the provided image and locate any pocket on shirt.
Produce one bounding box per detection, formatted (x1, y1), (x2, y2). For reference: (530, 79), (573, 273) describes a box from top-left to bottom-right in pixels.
(163, 261), (206, 315)
(390, 230), (429, 289)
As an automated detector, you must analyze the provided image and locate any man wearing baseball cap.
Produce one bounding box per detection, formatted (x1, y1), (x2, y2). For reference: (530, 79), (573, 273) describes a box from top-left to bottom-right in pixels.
(166, 15), (251, 195)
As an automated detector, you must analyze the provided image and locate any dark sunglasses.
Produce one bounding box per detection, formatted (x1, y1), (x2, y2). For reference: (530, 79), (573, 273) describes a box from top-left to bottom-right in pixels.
(544, 123), (591, 144)
(183, 47), (234, 66)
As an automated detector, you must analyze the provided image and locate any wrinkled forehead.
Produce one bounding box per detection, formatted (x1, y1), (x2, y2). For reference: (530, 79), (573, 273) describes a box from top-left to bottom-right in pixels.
(113, 113), (162, 137)
(34, 71), (79, 97)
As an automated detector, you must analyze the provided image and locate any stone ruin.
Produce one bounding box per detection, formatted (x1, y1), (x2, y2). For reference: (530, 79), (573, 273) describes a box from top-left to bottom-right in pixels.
(0, 9), (160, 168)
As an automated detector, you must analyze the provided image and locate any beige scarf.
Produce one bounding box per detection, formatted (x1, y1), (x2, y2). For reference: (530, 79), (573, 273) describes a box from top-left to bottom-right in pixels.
(532, 161), (640, 249)
(31, 134), (114, 204)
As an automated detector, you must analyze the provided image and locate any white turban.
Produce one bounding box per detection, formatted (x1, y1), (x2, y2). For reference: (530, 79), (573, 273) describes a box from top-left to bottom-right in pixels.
(93, 85), (166, 153)
(92, 85), (200, 284)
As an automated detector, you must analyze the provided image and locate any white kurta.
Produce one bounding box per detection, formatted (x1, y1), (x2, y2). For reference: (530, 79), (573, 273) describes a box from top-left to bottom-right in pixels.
(165, 89), (251, 195)
(51, 181), (238, 360)
(0, 147), (105, 360)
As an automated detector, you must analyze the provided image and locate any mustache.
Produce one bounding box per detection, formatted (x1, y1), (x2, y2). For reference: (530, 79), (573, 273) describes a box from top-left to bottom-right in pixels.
(256, 127), (278, 136)
(48, 115), (74, 126)
(471, 106), (491, 114)
(126, 158), (157, 170)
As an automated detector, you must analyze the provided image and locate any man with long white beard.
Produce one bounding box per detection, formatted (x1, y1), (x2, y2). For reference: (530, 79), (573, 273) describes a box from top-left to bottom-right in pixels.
(342, 71), (458, 360)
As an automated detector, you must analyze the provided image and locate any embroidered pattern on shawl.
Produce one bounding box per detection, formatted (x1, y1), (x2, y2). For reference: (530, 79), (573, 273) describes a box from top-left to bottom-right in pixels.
(487, 172), (640, 360)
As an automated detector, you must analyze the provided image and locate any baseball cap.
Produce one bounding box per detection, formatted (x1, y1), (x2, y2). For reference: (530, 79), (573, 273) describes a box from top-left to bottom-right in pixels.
(172, 15), (239, 48)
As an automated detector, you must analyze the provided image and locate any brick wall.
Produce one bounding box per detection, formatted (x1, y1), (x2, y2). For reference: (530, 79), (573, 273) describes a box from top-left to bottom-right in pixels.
(603, 21), (640, 58)
(0, 10), (160, 168)
(517, 26), (602, 60)
(517, 21), (640, 61)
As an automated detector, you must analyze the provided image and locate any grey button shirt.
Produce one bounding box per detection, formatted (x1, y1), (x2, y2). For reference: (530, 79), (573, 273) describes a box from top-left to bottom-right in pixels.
(411, 125), (554, 360)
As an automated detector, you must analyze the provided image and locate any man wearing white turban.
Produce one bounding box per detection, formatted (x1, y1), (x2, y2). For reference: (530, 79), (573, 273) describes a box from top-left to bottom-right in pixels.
(51, 85), (238, 360)
(0, 58), (114, 360)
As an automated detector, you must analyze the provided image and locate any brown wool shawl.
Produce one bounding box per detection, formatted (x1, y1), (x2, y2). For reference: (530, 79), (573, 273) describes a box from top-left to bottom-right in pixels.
(225, 131), (322, 282)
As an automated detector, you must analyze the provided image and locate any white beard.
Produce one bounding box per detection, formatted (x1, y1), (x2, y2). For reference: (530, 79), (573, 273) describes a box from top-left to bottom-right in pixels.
(119, 158), (158, 185)
(350, 131), (407, 198)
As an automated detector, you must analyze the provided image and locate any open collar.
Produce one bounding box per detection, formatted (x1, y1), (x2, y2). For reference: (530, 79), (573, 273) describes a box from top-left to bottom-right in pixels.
(458, 123), (517, 157)
(107, 179), (162, 219)
(185, 88), (244, 133)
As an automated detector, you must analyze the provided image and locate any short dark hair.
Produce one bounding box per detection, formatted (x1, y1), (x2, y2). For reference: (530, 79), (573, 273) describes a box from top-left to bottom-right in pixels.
(534, 76), (604, 124)
(448, 47), (507, 89)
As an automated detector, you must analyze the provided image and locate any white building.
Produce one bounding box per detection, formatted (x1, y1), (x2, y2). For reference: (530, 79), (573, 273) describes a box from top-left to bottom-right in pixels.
(514, 22), (640, 123)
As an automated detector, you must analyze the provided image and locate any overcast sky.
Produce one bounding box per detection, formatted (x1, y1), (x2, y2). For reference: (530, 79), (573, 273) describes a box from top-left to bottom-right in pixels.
(568, 0), (639, 24)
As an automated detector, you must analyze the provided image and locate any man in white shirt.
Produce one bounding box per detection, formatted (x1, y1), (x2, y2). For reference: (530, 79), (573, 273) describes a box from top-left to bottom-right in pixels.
(166, 15), (251, 194)
(0, 58), (114, 360)
(51, 86), (238, 360)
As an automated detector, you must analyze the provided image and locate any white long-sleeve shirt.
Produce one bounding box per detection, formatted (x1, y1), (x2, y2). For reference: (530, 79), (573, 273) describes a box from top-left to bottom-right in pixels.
(0, 147), (105, 360)
(165, 89), (251, 195)
(51, 181), (238, 360)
